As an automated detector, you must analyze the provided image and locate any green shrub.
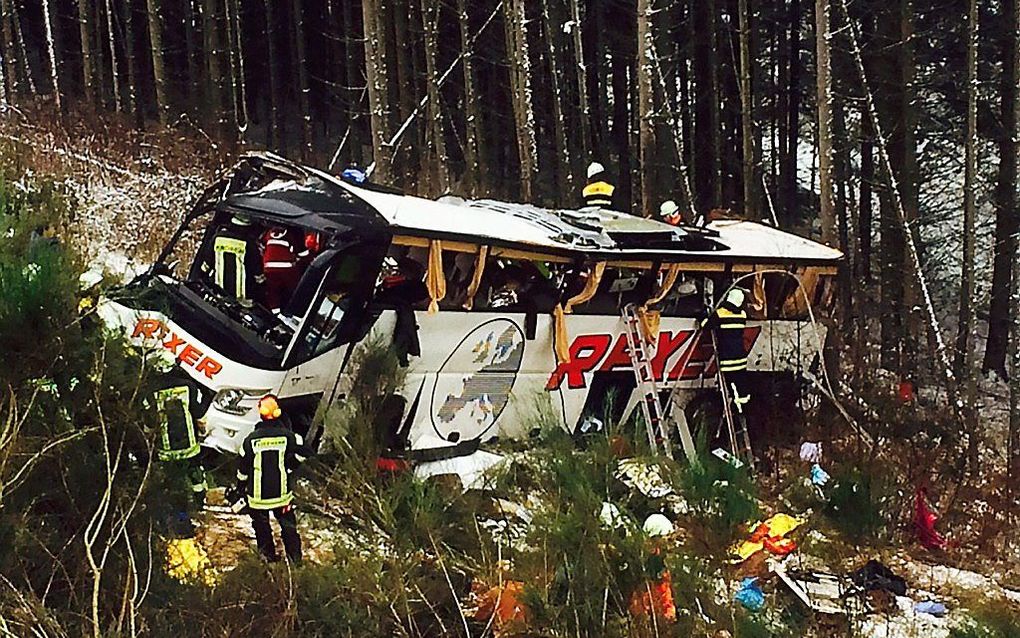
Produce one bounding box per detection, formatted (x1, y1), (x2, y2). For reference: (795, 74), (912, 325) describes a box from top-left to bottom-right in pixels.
(823, 466), (893, 543)
(672, 444), (759, 552)
(950, 607), (1020, 638)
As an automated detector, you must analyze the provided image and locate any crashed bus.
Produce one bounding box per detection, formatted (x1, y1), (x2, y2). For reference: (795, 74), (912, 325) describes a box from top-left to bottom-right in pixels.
(100, 153), (842, 460)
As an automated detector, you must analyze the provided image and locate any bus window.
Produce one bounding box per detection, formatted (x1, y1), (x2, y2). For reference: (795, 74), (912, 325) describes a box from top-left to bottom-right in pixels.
(288, 244), (385, 363)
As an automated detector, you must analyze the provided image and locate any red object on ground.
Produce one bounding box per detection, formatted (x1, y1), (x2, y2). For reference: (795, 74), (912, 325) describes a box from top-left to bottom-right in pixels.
(763, 536), (798, 556)
(913, 487), (948, 550)
(898, 379), (916, 404)
(376, 456), (410, 474)
(629, 572), (677, 623)
(476, 580), (530, 632)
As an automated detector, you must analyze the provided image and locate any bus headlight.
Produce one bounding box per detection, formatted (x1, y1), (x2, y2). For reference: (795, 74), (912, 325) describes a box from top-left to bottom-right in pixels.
(212, 388), (271, 415)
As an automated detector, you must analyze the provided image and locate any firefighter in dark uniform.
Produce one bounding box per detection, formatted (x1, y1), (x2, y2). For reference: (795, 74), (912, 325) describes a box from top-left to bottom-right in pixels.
(232, 396), (311, 563)
(582, 162), (616, 209)
(702, 287), (751, 419)
(150, 354), (210, 507)
(211, 214), (263, 302)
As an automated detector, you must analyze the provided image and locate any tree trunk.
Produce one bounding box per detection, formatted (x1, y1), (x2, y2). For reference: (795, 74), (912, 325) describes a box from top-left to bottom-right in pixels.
(104, 0), (122, 112)
(569, 0), (591, 169)
(204, 0), (226, 132)
(985, 0), (1020, 379)
(264, 0), (281, 150)
(636, 0), (655, 217)
(457, 0), (483, 195)
(503, 0), (537, 201)
(1010, 0), (1020, 519)
(738, 0), (756, 217)
(224, 0), (248, 138)
(362, 0), (393, 182)
(145, 0), (169, 125)
(815, 0), (836, 243)
(421, 0), (450, 195)
(10, 0), (36, 96)
(782, 0), (802, 222)
(542, 0), (572, 202)
(292, 0), (313, 159)
(692, 0), (719, 212)
(122, 0), (141, 126)
(859, 112), (874, 284)
(42, 0), (62, 111)
(957, 0), (979, 465)
(77, 0), (96, 106)
(0, 0), (17, 99)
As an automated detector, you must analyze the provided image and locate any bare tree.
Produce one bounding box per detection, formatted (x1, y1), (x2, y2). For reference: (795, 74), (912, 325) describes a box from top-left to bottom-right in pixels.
(264, 0), (281, 149)
(77, 0), (96, 107)
(956, 0), (979, 454)
(1004, 0), (1020, 518)
(293, 0), (313, 158)
(503, 0), (538, 200)
(104, 0), (121, 112)
(42, 0), (62, 111)
(636, 0), (655, 217)
(541, 0), (572, 201)
(985, 0), (1020, 379)
(145, 0), (169, 125)
(224, 0), (248, 137)
(456, 0), (483, 195)
(738, 0), (757, 217)
(815, 0), (836, 243)
(420, 0), (450, 194)
(568, 0), (590, 167)
(362, 0), (393, 181)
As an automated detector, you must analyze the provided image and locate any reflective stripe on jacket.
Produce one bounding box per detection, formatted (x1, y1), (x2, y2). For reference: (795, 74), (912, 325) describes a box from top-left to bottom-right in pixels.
(710, 302), (748, 372)
(214, 236), (249, 299)
(583, 181), (615, 207)
(155, 385), (201, 461)
(236, 422), (311, 510)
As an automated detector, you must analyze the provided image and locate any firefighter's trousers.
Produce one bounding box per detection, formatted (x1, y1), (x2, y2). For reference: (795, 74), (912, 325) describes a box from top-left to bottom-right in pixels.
(250, 505), (302, 563)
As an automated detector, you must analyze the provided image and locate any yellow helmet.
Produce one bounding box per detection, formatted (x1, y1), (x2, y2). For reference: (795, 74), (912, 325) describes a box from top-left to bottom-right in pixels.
(258, 395), (282, 420)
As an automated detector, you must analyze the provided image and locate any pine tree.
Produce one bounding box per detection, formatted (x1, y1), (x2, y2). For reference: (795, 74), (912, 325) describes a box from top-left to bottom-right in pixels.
(816, 0), (836, 243)
(145, 0), (169, 125)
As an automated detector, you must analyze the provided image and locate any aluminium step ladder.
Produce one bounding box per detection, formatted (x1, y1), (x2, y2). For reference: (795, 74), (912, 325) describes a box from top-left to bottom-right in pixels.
(621, 304), (673, 458)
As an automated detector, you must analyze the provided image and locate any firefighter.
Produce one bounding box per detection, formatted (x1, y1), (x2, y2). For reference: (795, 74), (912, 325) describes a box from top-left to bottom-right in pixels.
(212, 214), (262, 302)
(260, 227), (301, 310)
(658, 200), (683, 226)
(582, 162), (615, 209)
(231, 396), (311, 563)
(702, 287), (752, 418)
(149, 352), (210, 508)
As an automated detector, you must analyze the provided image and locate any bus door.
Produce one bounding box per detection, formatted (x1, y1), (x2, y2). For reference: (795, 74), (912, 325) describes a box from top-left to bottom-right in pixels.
(279, 241), (387, 399)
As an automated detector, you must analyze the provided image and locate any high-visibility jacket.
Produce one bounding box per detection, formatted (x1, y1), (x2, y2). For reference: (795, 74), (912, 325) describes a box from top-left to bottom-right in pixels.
(703, 300), (748, 373)
(236, 421), (311, 510)
(152, 372), (208, 462)
(583, 180), (615, 208)
(213, 222), (261, 300)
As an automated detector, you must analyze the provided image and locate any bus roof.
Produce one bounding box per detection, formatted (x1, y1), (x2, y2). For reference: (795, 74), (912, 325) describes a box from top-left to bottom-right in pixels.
(222, 153), (843, 269)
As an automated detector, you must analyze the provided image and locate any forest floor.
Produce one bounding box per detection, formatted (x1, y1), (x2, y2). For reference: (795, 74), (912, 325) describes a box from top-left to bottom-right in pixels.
(4, 109), (1020, 635)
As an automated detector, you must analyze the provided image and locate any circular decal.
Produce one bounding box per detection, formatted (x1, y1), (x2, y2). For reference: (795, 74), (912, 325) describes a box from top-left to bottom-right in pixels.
(430, 319), (525, 443)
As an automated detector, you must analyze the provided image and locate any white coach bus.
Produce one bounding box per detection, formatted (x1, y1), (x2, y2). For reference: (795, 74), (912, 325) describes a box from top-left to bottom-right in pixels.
(99, 153), (841, 459)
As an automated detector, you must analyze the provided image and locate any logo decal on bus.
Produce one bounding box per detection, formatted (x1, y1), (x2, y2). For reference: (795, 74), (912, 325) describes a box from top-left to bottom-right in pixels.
(545, 327), (762, 390)
(131, 318), (224, 379)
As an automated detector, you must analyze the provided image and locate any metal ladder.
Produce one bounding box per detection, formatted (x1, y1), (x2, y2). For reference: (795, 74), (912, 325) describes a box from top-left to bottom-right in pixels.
(710, 330), (755, 471)
(621, 304), (673, 458)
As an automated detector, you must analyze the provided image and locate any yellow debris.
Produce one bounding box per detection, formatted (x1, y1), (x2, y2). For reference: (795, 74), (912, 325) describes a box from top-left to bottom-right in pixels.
(166, 537), (217, 586)
(731, 513), (805, 561)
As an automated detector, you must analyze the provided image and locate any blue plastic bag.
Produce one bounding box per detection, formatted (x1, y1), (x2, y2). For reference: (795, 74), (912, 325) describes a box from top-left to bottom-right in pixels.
(734, 577), (765, 611)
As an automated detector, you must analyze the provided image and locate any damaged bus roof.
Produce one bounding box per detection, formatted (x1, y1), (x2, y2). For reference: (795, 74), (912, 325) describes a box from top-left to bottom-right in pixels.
(221, 153), (843, 270)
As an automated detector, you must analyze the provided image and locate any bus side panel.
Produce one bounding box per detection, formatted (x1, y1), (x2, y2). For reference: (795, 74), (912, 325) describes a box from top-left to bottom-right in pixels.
(402, 311), (566, 451)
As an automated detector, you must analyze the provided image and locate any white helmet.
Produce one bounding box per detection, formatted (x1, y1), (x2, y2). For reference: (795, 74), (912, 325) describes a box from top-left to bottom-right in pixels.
(725, 287), (747, 307)
(587, 162), (605, 179)
(599, 502), (628, 530)
(659, 200), (679, 217)
(642, 513), (674, 537)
